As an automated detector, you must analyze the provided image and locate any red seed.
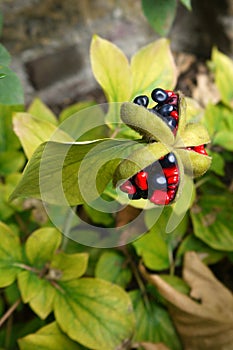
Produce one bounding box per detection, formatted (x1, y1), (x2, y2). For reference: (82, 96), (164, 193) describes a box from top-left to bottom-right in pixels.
(163, 166), (179, 178)
(167, 174), (179, 185)
(120, 180), (136, 194)
(135, 171), (148, 190)
(193, 145), (208, 155)
(170, 110), (179, 120)
(166, 189), (176, 204)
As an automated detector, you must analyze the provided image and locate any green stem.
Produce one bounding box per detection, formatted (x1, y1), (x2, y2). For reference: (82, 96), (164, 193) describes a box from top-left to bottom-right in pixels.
(61, 209), (75, 251)
(120, 246), (151, 310)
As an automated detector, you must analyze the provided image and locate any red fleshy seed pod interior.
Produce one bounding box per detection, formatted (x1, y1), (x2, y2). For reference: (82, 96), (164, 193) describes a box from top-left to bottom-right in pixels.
(170, 110), (179, 120)
(135, 171), (148, 190)
(150, 189), (167, 205)
(193, 145), (208, 155)
(120, 180), (136, 194)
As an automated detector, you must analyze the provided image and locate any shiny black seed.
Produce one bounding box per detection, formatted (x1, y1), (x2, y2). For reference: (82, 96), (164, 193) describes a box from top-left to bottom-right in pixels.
(151, 88), (168, 103)
(129, 189), (148, 200)
(133, 95), (149, 107)
(148, 173), (167, 190)
(165, 116), (177, 130)
(157, 104), (175, 117)
(160, 152), (177, 168)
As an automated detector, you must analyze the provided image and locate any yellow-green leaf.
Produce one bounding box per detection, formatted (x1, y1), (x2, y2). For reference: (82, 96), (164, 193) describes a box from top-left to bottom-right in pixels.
(25, 228), (62, 267)
(0, 222), (22, 287)
(90, 35), (132, 102)
(10, 139), (141, 206)
(18, 322), (84, 350)
(177, 123), (211, 147)
(212, 47), (233, 108)
(51, 252), (88, 281)
(28, 98), (57, 124)
(176, 148), (211, 177)
(120, 102), (175, 144)
(54, 278), (135, 349)
(13, 113), (73, 158)
(131, 38), (177, 99)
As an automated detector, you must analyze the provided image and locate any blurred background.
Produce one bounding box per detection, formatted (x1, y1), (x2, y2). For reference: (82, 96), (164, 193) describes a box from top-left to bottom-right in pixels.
(1, 0), (233, 112)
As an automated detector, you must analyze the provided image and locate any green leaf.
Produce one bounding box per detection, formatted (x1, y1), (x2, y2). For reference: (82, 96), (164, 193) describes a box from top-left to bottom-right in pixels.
(208, 150), (225, 176)
(0, 173), (23, 220)
(134, 208), (188, 271)
(141, 0), (176, 36)
(130, 290), (182, 350)
(10, 139), (142, 205)
(180, 0), (192, 10)
(18, 270), (56, 319)
(120, 102), (175, 144)
(131, 38), (177, 97)
(0, 104), (24, 152)
(83, 203), (115, 226)
(13, 113), (73, 158)
(0, 44), (11, 66)
(54, 278), (135, 349)
(212, 47), (233, 108)
(95, 251), (132, 288)
(18, 322), (84, 350)
(190, 179), (233, 251)
(59, 101), (96, 122)
(25, 227), (62, 267)
(90, 35), (132, 102)
(0, 151), (25, 175)
(203, 103), (233, 150)
(0, 65), (24, 105)
(177, 234), (225, 265)
(51, 252), (88, 281)
(214, 130), (233, 151)
(28, 98), (57, 124)
(0, 222), (22, 287)
(133, 226), (170, 271)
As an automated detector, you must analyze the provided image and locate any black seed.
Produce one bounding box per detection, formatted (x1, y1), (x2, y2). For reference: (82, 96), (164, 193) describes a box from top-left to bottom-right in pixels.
(148, 173), (167, 190)
(129, 189), (148, 200)
(157, 104), (175, 117)
(151, 88), (168, 103)
(133, 95), (149, 107)
(160, 152), (177, 168)
(166, 116), (177, 130)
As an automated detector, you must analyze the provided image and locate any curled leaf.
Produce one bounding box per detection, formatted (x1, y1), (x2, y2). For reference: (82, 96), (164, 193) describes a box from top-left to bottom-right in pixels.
(176, 148), (211, 177)
(121, 102), (175, 144)
(177, 123), (211, 148)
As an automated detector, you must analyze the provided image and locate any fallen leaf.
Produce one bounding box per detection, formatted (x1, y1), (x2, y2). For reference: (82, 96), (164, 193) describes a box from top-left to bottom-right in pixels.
(140, 251), (233, 350)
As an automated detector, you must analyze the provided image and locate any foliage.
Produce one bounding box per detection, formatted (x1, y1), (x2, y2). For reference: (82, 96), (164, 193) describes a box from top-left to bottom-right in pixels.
(0, 29), (233, 350)
(141, 0), (192, 36)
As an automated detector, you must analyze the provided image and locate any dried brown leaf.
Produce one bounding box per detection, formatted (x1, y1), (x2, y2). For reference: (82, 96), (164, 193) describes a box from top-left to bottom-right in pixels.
(140, 252), (233, 350)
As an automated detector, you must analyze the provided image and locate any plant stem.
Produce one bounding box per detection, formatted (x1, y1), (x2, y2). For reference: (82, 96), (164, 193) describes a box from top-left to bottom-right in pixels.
(61, 209), (75, 251)
(0, 298), (21, 328)
(120, 246), (151, 310)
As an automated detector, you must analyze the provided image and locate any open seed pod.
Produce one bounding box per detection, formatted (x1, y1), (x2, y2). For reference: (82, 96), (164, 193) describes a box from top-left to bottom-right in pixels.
(113, 89), (211, 206)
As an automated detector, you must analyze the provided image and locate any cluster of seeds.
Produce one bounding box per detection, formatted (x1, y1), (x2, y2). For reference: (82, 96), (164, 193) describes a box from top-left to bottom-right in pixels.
(120, 88), (208, 205)
(120, 88), (181, 205)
